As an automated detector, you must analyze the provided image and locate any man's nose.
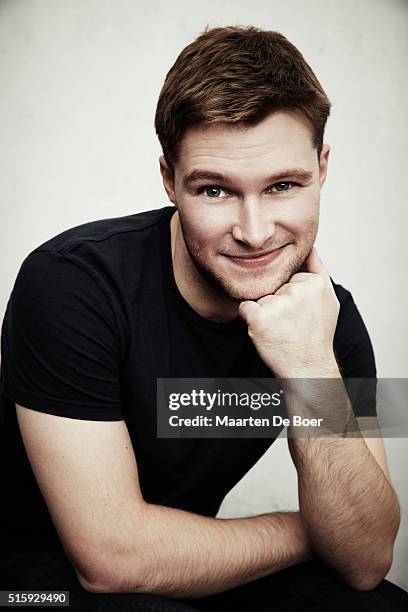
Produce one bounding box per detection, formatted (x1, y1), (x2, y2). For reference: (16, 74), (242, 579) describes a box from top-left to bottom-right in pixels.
(231, 199), (275, 249)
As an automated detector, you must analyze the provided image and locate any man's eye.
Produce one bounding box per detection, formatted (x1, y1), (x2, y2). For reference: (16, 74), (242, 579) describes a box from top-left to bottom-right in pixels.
(198, 186), (227, 198)
(197, 182), (299, 198)
(270, 182), (297, 192)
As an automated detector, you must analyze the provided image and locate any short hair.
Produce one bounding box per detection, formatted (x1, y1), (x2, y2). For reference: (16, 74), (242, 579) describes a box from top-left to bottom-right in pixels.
(155, 25), (331, 175)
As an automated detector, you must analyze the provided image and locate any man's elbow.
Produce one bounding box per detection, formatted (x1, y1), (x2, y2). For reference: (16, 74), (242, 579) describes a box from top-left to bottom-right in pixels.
(77, 572), (110, 594)
(347, 570), (388, 592)
(77, 569), (147, 595)
(345, 551), (393, 592)
(74, 562), (113, 594)
(349, 508), (400, 591)
(74, 553), (148, 594)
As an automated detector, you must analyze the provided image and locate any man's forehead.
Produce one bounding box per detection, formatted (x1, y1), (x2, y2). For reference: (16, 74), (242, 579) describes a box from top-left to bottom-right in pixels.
(179, 110), (314, 154)
(176, 111), (316, 179)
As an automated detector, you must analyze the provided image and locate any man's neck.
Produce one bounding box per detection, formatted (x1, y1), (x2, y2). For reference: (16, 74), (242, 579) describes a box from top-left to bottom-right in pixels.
(170, 210), (239, 322)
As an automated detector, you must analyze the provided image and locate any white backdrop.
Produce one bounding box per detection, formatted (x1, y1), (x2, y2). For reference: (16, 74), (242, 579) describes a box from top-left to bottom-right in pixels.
(1, 0), (407, 590)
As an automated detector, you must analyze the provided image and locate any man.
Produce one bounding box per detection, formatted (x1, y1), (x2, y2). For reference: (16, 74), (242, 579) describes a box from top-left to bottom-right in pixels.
(0, 25), (407, 611)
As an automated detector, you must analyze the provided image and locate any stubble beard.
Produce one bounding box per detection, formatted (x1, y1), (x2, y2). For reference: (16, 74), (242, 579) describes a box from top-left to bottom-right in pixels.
(180, 220), (319, 302)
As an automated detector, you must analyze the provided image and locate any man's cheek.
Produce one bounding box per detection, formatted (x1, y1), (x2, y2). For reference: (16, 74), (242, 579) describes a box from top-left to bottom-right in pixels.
(191, 225), (223, 248)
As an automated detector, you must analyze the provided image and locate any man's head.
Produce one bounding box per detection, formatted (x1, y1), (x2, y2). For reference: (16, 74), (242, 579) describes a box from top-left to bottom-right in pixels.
(155, 26), (331, 303)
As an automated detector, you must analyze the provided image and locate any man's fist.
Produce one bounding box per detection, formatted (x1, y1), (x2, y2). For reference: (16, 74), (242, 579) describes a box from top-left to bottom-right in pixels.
(238, 248), (340, 378)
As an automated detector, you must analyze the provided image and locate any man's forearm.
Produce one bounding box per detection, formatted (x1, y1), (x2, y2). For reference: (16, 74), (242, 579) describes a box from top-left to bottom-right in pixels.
(283, 364), (400, 589)
(94, 506), (312, 598)
(290, 435), (400, 589)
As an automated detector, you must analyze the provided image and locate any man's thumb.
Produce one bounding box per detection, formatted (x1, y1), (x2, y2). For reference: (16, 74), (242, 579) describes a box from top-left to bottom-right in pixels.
(306, 247), (329, 280)
(238, 300), (260, 323)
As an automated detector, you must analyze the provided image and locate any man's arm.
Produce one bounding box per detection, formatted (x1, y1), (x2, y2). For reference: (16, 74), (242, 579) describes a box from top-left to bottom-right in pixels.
(361, 432), (392, 482)
(16, 403), (312, 598)
(238, 248), (401, 591)
(284, 367), (400, 591)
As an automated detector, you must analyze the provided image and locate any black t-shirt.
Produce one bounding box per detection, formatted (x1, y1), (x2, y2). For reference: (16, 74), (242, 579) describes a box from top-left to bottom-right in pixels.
(0, 205), (376, 546)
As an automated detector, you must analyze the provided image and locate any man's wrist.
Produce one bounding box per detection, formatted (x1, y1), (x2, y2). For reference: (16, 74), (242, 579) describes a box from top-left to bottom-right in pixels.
(258, 511), (314, 566)
(274, 352), (340, 379)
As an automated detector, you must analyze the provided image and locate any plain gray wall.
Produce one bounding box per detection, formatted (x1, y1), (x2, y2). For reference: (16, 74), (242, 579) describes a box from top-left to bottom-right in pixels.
(1, 0), (407, 591)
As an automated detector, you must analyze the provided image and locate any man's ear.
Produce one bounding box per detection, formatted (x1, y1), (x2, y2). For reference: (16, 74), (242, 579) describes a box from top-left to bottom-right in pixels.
(318, 144), (330, 188)
(159, 155), (177, 205)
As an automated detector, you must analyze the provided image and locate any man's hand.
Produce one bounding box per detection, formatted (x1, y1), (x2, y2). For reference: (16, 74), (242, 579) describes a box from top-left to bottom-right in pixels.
(239, 248), (340, 377)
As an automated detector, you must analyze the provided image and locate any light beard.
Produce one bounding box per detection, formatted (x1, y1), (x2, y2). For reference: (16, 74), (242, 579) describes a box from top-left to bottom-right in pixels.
(181, 227), (318, 302)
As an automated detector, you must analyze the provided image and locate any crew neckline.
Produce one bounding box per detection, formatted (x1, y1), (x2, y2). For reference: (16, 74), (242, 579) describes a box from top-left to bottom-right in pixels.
(159, 206), (247, 335)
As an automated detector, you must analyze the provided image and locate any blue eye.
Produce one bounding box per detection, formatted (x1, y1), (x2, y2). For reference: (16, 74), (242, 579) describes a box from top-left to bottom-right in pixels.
(199, 186), (226, 198)
(197, 181), (299, 199)
(271, 182), (296, 192)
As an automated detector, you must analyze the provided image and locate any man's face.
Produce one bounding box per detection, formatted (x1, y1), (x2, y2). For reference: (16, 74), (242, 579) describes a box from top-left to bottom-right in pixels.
(162, 110), (329, 302)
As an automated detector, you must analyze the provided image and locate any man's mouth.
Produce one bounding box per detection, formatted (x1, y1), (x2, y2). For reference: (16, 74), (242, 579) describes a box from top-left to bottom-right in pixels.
(223, 244), (289, 268)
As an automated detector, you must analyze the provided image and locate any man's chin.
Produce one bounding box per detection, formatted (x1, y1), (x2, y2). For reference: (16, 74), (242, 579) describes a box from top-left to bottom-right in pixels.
(215, 253), (310, 301)
(214, 277), (287, 302)
(187, 249), (308, 302)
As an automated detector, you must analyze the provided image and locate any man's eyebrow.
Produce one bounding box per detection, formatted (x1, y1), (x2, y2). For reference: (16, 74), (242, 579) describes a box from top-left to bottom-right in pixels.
(182, 167), (313, 187)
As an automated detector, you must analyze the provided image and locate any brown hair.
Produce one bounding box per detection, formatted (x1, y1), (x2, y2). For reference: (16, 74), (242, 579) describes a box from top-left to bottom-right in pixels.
(155, 25), (331, 176)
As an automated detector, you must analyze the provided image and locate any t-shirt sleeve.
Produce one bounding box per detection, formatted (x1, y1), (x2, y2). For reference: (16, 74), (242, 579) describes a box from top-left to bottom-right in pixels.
(0, 249), (123, 420)
(333, 283), (377, 417)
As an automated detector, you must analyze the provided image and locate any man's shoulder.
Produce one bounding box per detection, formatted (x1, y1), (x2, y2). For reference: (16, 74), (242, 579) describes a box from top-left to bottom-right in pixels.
(10, 206), (172, 307)
(331, 280), (353, 308)
(330, 278), (376, 376)
(32, 206), (170, 257)
(331, 279), (366, 330)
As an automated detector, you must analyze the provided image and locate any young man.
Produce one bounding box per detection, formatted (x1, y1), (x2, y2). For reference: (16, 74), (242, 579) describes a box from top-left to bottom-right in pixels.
(0, 25), (407, 611)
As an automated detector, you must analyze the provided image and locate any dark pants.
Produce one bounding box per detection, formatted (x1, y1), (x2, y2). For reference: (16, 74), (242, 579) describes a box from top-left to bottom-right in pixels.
(2, 536), (408, 611)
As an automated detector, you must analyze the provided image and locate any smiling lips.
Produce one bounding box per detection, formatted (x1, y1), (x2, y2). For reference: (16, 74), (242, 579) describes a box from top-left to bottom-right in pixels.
(224, 244), (288, 268)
